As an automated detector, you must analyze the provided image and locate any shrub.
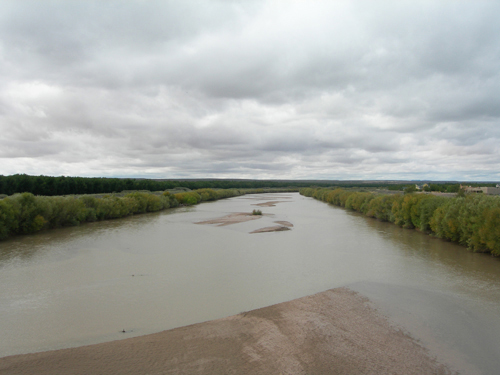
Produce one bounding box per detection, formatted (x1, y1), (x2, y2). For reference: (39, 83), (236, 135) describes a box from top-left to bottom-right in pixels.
(0, 188), (258, 241)
(174, 192), (201, 206)
(195, 188), (218, 201)
(301, 187), (500, 256)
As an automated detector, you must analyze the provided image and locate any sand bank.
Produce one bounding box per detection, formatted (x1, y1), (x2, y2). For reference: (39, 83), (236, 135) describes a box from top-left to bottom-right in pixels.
(194, 212), (262, 226)
(0, 288), (451, 375)
(251, 221), (294, 233)
(252, 200), (288, 207)
(274, 220), (293, 227)
(241, 195), (293, 200)
(250, 225), (291, 233)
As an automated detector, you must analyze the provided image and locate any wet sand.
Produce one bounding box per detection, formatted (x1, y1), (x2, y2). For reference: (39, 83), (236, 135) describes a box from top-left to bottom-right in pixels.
(274, 220), (293, 227)
(0, 288), (452, 375)
(195, 209), (295, 235)
(251, 221), (294, 233)
(194, 212), (263, 226)
(241, 195), (293, 200)
(250, 225), (291, 233)
(252, 200), (289, 207)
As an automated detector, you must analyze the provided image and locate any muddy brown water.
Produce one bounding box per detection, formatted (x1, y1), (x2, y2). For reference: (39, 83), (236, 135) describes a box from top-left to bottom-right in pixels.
(1, 193), (499, 373)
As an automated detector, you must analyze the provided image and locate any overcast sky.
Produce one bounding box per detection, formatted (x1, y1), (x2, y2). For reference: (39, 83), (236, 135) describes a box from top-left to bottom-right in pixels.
(1, 1), (499, 181)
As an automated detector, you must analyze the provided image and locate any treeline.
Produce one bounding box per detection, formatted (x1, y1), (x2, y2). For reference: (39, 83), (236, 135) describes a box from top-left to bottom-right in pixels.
(0, 187), (296, 241)
(5, 174), (494, 197)
(300, 188), (500, 256)
(0, 174), (321, 196)
(387, 183), (461, 192)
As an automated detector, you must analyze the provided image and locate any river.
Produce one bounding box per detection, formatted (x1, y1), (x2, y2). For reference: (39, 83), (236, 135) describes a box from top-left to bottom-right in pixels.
(1, 193), (499, 373)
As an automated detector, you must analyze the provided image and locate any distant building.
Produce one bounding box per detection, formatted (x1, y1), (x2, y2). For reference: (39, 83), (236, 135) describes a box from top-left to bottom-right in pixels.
(482, 187), (500, 195)
(461, 185), (500, 195)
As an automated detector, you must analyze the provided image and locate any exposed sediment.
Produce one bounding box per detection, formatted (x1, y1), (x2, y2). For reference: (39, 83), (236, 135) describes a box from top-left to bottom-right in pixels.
(252, 200), (288, 207)
(195, 212), (263, 226)
(274, 220), (293, 227)
(0, 288), (452, 375)
(250, 225), (291, 233)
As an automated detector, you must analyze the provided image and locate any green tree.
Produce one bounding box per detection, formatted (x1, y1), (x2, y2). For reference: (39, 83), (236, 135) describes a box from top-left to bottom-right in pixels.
(404, 185), (417, 194)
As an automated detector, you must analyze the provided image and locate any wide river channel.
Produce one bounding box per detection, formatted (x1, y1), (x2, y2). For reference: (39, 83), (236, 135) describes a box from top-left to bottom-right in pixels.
(1, 193), (499, 373)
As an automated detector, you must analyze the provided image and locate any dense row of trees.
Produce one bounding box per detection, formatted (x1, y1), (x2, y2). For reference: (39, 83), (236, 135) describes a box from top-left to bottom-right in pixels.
(173, 188), (241, 206)
(0, 187), (299, 241)
(300, 188), (500, 256)
(0, 191), (174, 240)
(386, 183), (460, 192)
(0, 174), (194, 196)
(4, 174), (495, 197)
(0, 175), (320, 196)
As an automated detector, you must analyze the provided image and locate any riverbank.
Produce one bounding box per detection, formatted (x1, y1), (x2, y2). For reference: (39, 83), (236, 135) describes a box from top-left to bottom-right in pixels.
(300, 187), (500, 256)
(0, 287), (451, 375)
(0, 188), (298, 241)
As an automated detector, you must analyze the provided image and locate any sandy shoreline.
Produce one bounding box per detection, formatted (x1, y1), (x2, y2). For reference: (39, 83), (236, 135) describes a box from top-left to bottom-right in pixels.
(194, 212), (263, 226)
(252, 200), (289, 207)
(195, 212), (295, 233)
(0, 288), (452, 375)
(250, 225), (291, 233)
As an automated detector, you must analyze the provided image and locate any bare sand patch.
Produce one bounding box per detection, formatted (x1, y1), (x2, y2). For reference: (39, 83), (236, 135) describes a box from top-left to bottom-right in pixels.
(250, 221), (293, 233)
(195, 212), (263, 226)
(241, 195), (293, 200)
(250, 225), (291, 234)
(0, 288), (452, 375)
(274, 220), (293, 227)
(252, 200), (288, 207)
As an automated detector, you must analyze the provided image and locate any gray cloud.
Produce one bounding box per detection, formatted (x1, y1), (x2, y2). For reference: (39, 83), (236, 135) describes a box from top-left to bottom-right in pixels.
(1, 1), (500, 181)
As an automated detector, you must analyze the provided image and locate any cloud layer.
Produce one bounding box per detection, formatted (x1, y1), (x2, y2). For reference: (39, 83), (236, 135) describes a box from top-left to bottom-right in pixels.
(1, 0), (499, 180)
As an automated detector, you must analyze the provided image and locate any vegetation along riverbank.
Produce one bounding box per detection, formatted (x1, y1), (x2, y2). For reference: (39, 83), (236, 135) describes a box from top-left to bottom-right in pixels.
(0, 188), (297, 241)
(300, 188), (500, 256)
